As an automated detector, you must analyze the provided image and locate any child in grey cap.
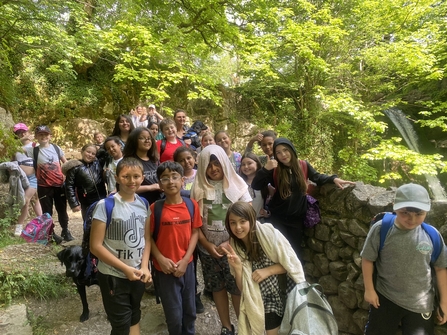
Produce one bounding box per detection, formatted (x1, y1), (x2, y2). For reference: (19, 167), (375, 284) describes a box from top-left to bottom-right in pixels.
(361, 183), (447, 334)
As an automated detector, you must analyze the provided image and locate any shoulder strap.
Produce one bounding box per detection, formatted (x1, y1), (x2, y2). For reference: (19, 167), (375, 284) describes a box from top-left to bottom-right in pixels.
(33, 146), (39, 171)
(135, 194), (149, 210)
(160, 140), (167, 156)
(51, 143), (62, 162)
(379, 213), (442, 264)
(104, 196), (115, 228)
(181, 196), (195, 220)
(421, 223), (443, 264)
(299, 159), (308, 180)
(378, 212), (395, 252)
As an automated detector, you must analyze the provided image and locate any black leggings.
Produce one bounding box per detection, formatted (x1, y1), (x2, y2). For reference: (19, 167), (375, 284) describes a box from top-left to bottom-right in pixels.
(267, 216), (304, 259)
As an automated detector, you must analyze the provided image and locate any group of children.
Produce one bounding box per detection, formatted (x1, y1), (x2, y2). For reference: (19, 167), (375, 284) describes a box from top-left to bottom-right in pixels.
(11, 117), (447, 335)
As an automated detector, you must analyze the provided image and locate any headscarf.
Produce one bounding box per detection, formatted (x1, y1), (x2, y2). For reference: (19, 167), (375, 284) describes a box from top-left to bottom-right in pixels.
(191, 145), (248, 216)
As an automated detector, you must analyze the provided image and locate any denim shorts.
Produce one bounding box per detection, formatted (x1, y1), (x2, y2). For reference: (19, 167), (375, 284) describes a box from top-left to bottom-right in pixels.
(27, 174), (37, 189)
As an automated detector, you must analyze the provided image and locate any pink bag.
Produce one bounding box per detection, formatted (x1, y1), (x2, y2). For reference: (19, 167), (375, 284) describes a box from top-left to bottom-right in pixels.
(20, 213), (54, 245)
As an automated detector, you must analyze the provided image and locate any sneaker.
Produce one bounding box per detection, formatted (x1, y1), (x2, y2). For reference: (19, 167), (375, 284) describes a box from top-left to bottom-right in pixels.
(61, 228), (74, 242)
(220, 325), (235, 335)
(195, 292), (204, 314)
(52, 232), (63, 244)
(14, 224), (23, 237)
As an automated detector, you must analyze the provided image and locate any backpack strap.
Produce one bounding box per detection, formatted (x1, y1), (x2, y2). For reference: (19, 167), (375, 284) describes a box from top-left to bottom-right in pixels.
(51, 143), (62, 162)
(104, 196), (115, 228)
(33, 146), (39, 171)
(153, 196), (194, 242)
(299, 159), (308, 180)
(379, 212), (442, 263)
(160, 140), (167, 157)
(421, 223), (443, 263)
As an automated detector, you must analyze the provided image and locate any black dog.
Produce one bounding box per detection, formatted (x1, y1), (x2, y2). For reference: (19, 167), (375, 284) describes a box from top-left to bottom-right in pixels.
(57, 246), (98, 322)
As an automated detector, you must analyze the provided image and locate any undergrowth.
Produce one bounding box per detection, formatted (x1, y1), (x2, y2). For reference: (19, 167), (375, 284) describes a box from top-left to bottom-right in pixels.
(28, 312), (51, 335)
(0, 270), (73, 306)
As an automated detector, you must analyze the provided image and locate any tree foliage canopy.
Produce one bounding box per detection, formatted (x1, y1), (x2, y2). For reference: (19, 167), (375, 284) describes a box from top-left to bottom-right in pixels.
(1, 0), (447, 189)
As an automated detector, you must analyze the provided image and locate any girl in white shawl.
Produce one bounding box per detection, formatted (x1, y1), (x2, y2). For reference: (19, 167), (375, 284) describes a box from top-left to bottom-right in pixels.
(223, 201), (305, 335)
(191, 145), (252, 335)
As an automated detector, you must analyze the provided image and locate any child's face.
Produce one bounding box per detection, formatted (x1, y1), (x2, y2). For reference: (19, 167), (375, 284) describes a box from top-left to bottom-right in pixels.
(36, 132), (51, 145)
(202, 135), (215, 147)
(261, 136), (274, 157)
(119, 117), (131, 132)
(275, 144), (292, 166)
(215, 133), (231, 150)
(176, 151), (195, 173)
(158, 169), (183, 196)
(162, 124), (177, 139)
(394, 208), (427, 230)
(105, 141), (123, 160)
(206, 159), (224, 181)
(82, 146), (97, 163)
(228, 212), (250, 245)
(149, 124), (158, 137)
(116, 166), (144, 196)
(94, 133), (104, 144)
(137, 130), (153, 151)
(240, 158), (257, 177)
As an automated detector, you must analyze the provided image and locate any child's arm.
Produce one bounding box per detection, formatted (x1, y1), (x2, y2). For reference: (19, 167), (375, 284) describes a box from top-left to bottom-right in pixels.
(136, 184), (161, 193)
(198, 228), (223, 258)
(252, 264), (286, 284)
(149, 236), (177, 274)
(174, 227), (199, 278)
(362, 258), (380, 308)
(90, 219), (144, 281)
(140, 216), (152, 283)
(435, 266), (447, 325)
(155, 111), (164, 121)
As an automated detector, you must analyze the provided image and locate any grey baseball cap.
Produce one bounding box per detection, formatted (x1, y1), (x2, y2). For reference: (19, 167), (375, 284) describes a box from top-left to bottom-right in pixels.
(393, 183), (431, 211)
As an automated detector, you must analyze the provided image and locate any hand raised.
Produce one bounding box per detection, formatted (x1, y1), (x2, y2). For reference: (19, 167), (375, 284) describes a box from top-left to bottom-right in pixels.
(264, 155), (278, 171)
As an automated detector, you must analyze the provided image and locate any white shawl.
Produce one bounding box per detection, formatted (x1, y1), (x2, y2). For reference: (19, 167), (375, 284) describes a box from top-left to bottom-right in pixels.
(190, 145), (248, 216)
(231, 222), (306, 335)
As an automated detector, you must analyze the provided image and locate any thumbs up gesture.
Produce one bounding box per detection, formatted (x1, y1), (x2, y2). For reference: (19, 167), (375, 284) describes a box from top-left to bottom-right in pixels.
(265, 155), (278, 170)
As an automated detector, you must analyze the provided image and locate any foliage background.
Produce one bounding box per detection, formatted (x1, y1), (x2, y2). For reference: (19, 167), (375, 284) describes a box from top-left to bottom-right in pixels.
(2, 0), (447, 191)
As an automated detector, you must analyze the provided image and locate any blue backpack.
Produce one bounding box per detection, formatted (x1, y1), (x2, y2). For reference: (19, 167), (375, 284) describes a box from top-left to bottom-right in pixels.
(372, 212), (442, 263)
(82, 194), (149, 281)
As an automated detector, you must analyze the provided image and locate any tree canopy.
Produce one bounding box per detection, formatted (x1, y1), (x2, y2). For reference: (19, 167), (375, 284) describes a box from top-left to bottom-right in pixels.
(1, 0), (447, 189)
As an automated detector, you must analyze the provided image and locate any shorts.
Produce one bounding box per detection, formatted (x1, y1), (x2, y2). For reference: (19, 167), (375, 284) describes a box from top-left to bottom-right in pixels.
(199, 250), (240, 295)
(97, 272), (145, 335)
(265, 312), (282, 330)
(27, 174), (37, 189)
(365, 291), (434, 335)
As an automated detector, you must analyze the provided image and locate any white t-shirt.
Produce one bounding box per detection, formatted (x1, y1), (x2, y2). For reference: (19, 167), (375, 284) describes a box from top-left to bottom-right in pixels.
(92, 193), (150, 278)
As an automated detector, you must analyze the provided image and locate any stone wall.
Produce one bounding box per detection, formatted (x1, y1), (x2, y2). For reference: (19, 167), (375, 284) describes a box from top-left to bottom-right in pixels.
(304, 183), (447, 334)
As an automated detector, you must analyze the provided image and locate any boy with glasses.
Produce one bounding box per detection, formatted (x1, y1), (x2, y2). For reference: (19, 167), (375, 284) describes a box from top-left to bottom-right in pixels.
(150, 161), (202, 335)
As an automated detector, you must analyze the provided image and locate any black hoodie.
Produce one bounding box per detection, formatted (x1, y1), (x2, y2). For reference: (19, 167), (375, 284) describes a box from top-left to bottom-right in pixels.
(251, 138), (336, 224)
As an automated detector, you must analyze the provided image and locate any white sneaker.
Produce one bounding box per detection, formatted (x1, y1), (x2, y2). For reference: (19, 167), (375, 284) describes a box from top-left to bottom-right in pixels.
(14, 224), (23, 236)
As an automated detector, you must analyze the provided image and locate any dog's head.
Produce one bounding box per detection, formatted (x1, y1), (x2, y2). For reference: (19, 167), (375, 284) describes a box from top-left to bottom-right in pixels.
(57, 246), (84, 278)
